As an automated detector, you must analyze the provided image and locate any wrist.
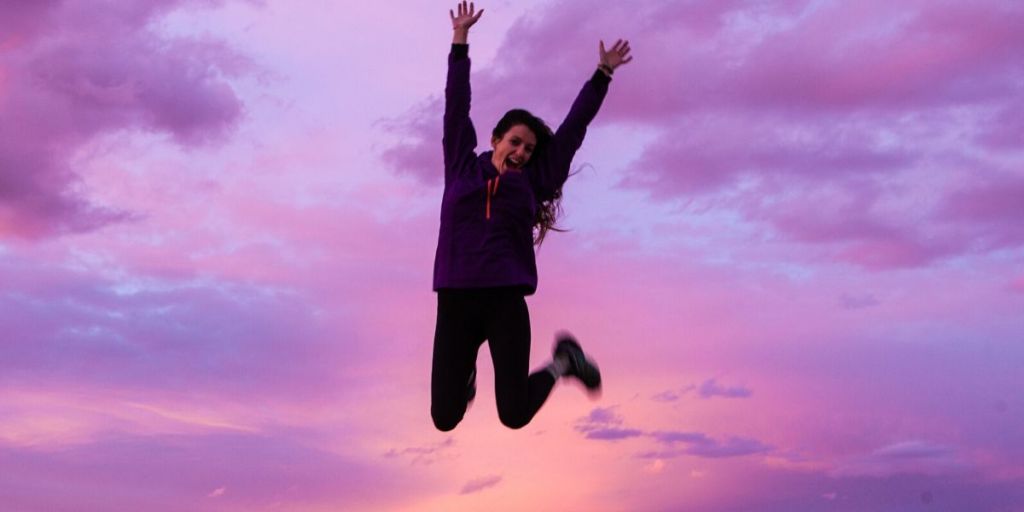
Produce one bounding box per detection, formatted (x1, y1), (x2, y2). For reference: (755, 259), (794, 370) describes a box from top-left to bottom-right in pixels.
(598, 63), (614, 76)
(453, 28), (469, 44)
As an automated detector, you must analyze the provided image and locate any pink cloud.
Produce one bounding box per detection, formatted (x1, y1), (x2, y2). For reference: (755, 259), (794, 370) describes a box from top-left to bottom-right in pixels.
(780, 216), (948, 270)
(936, 175), (1024, 251)
(1011, 276), (1024, 294)
(0, 0), (249, 240)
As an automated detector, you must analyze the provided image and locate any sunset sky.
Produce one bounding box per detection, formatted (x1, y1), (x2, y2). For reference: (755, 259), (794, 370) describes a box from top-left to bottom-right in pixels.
(2, 0), (1023, 510)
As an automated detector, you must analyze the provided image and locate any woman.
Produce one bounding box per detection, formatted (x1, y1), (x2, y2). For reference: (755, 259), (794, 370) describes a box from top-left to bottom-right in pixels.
(432, 1), (632, 431)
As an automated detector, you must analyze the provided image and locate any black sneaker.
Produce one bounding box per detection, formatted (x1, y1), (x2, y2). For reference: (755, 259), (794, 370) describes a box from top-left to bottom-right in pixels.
(554, 332), (601, 391)
(466, 368), (477, 404)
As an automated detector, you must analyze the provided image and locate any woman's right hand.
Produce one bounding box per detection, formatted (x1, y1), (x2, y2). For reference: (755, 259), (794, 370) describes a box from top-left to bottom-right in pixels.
(450, 1), (484, 32)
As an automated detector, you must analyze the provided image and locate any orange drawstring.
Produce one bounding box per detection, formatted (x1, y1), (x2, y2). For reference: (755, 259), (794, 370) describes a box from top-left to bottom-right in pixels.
(486, 175), (501, 220)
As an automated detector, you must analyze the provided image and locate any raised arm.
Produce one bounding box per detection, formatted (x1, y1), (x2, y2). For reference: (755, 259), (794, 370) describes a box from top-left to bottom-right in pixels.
(443, 2), (484, 184)
(534, 39), (633, 199)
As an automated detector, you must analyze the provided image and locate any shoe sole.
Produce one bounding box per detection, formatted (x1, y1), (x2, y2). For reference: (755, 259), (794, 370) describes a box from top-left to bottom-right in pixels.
(555, 335), (602, 390)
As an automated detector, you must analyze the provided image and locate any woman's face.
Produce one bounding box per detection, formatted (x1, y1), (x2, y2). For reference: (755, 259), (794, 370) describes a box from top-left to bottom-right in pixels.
(491, 124), (537, 173)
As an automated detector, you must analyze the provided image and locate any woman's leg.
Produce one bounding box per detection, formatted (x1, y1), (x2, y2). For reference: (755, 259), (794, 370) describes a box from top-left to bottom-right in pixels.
(487, 292), (556, 429)
(431, 290), (485, 431)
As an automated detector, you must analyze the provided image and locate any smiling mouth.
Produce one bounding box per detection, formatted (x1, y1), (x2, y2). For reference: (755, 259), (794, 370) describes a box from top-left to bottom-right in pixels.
(505, 157), (523, 169)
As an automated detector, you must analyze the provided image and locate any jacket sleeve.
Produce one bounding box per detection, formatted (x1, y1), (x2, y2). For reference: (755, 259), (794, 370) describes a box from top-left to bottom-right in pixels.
(533, 69), (611, 200)
(443, 44), (478, 185)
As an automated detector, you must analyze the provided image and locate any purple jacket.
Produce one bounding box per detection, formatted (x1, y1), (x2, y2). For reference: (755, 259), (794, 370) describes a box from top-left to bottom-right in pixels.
(433, 44), (610, 295)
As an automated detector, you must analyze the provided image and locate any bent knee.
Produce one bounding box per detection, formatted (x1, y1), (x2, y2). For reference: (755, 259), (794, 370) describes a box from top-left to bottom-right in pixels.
(432, 410), (463, 432)
(498, 413), (530, 430)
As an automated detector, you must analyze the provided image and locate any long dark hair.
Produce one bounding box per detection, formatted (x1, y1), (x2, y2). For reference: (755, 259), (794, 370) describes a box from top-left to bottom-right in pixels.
(491, 109), (564, 246)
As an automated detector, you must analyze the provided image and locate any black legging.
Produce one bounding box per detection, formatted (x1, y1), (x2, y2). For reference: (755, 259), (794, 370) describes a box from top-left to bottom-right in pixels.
(431, 287), (556, 431)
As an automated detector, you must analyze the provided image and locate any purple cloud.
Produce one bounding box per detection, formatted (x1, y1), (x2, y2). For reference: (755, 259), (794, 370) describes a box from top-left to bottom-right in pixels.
(936, 176), (1024, 251)
(579, 406), (624, 425)
(584, 428), (646, 441)
(383, 438), (455, 466)
(832, 440), (970, 477)
(378, 99), (443, 184)
(697, 378), (753, 399)
(620, 114), (916, 197)
(840, 293), (880, 310)
(0, 255), (350, 400)
(459, 475), (502, 495)
(976, 100), (1024, 150)
(648, 431), (772, 459)
(650, 390), (681, 402)
(574, 406), (643, 440)
(0, 0), (249, 239)
(652, 378), (752, 403)
(575, 408), (771, 457)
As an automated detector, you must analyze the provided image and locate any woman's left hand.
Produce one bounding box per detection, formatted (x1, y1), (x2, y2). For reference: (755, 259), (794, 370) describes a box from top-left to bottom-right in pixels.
(599, 39), (633, 72)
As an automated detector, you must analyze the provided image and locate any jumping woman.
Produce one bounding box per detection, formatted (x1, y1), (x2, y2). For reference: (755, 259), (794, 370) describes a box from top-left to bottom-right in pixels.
(431, 1), (632, 431)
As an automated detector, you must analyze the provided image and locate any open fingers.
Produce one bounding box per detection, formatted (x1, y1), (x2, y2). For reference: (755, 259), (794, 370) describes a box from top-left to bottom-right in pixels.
(603, 39), (631, 55)
(452, 1), (483, 26)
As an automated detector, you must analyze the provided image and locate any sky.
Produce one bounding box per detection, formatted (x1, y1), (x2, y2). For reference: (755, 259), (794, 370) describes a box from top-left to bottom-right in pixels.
(1, 0), (1022, 510)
